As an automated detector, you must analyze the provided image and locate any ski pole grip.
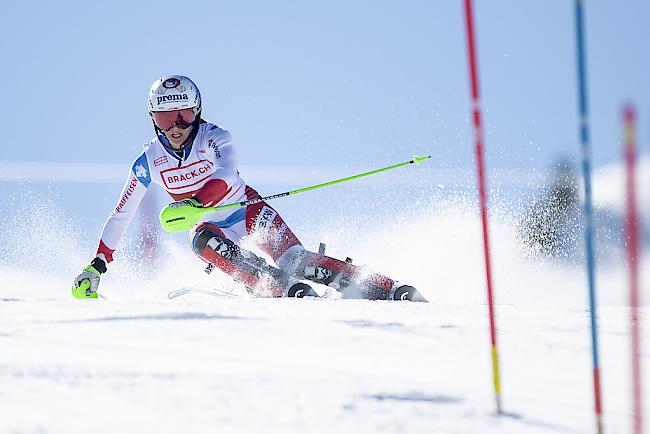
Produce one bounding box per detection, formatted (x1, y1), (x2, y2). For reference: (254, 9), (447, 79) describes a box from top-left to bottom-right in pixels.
(160, 205), (214, 232)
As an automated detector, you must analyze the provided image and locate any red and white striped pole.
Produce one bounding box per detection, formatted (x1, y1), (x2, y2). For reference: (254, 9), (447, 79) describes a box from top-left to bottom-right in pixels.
(623, 104), (642, 434)
(462, 0), (502, 414)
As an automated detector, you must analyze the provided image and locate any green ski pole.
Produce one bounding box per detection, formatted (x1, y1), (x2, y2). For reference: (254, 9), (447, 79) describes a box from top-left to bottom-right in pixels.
(160, 155), (431, 232)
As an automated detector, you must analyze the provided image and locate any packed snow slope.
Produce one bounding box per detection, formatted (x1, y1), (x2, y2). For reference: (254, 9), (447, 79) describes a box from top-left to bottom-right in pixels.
(0, 159), (648, 434)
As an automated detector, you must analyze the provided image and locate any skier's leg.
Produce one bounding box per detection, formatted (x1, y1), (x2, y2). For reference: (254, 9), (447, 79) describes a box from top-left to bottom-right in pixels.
(279, 247), (392, 300)
(277, 245), (427, 301)
(244, 200), (303, 263)
(243, 195), (320, 297)
(242, 188), (425, 301)
(190, 221), (287, 297)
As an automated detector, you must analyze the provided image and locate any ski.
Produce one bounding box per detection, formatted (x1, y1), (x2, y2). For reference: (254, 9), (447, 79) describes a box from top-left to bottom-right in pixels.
(168, 285), (248, 300)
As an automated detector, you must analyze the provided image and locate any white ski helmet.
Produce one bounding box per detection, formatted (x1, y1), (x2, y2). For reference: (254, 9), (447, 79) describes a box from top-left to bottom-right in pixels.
(147, 75), (201, 115)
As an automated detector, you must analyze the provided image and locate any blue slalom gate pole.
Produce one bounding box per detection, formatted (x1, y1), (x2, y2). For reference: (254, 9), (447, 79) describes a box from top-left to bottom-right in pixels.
(574, 1), (603, 433)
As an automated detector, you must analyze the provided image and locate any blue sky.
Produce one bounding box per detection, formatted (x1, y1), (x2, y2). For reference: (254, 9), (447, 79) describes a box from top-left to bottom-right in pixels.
(1, 0), (648, 173)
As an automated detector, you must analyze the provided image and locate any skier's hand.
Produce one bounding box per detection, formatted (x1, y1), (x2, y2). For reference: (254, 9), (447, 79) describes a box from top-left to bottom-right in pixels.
(160, 198), (208, 233)
(71, 258), (107, 299)
(169, 198), (202, 208)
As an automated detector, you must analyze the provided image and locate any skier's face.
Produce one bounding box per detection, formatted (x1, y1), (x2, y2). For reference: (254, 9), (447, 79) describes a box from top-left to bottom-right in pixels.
(163, 124), (192, 149)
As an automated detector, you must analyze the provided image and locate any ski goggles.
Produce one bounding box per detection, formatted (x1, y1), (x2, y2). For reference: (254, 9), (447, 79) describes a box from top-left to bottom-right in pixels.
(152, 109), (196, 131)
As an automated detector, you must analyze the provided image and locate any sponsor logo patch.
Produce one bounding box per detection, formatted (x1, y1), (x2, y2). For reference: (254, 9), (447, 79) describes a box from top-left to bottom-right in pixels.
(160, 159), (215, 190)
(207, 139), (221, 158)
(154, 156), (168, 167)
(135, 164), (148, 179)
(162, 78), (180, 89)
(157, 93), (189, 105)
(115, 177), (139, 212)
(255, 206), (277, 235)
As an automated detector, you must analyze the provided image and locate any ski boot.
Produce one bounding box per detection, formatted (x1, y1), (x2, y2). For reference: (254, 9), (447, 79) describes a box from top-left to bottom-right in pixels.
(299, 243), (427, 302)
(388, 283), (428, 302)
(193, 230), (318, 298)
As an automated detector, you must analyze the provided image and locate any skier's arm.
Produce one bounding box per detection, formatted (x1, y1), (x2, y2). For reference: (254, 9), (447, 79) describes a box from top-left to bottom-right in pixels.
(96, 153), (151, 263)
(192, 129), (242, 207)
(72, 153), (151, 299)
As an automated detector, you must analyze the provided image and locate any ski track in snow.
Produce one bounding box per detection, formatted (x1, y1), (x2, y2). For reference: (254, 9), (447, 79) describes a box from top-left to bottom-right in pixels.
(0, 296), (646, 434)
(0, 188), (649, 433)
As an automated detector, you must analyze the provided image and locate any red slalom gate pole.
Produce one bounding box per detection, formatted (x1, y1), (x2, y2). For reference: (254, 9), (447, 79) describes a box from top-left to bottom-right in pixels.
(623, 105), (642, 434)
(462, 0), (502, 414)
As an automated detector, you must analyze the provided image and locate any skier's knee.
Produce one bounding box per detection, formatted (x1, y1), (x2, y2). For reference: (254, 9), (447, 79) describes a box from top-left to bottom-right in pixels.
(191, 225), (226, 257)
(276, 244), (309, 277)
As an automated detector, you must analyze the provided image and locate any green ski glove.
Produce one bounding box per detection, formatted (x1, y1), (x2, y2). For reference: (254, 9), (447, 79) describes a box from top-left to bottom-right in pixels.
(72, 257), (107, 299)
(169, 198), (202, 208)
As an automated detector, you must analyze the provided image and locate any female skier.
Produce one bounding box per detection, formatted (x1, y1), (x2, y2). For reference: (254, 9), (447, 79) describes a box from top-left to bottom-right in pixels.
(72, 75), (425, 301)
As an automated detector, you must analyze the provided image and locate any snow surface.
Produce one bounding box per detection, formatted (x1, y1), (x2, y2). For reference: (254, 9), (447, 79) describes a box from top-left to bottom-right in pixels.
(0, 159), (649, 434)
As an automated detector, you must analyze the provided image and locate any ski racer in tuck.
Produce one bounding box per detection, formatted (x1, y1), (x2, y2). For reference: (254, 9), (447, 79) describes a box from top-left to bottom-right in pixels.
(72, 75), (426, 302)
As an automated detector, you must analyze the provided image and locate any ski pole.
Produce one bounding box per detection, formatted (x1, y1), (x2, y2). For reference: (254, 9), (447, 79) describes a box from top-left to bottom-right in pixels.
(160, 155), (431, 232)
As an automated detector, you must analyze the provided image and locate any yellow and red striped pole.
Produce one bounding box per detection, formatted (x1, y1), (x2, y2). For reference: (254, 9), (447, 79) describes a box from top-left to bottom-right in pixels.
(462, 0), (502, 414)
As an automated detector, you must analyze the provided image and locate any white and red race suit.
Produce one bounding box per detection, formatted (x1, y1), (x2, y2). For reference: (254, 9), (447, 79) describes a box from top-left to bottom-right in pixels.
(96, 121), (397, 298)
(97, 121), (302, 264)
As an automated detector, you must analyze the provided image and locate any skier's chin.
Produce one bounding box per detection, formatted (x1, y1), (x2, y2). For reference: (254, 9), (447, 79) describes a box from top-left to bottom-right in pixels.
(167, 133), (187, 148)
